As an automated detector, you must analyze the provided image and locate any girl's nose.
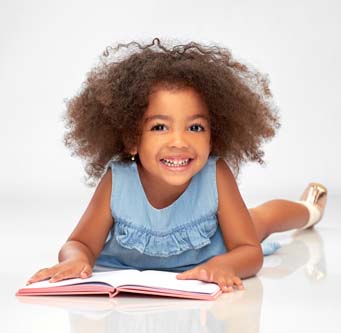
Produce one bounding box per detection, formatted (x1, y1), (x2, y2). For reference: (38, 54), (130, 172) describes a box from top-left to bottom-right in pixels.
(168, 130), (189, 149)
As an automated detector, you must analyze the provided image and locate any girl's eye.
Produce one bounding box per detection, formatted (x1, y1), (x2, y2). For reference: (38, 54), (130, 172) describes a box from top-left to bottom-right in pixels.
(151, 124), (167, 131)
(189, 124), (205, 132)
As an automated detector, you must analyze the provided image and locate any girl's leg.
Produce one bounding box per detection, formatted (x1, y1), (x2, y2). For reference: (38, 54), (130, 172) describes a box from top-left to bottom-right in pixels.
(249, 182), (328, 242)
(249, 200), (309, 242)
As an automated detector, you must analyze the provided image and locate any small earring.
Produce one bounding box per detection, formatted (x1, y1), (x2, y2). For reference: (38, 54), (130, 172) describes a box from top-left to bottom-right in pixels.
(131, 154), (135, 161)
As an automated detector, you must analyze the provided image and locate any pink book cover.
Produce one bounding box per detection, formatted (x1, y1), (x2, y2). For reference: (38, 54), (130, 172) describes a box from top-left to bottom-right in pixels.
(16, 270), (222, 301)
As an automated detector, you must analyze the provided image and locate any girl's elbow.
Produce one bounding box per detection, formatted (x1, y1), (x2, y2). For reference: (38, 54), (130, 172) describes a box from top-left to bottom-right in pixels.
(254, 245), (264, 273)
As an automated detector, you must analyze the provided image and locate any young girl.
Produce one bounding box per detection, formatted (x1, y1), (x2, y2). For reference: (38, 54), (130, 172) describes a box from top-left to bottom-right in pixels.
(27, 38), (327, 293)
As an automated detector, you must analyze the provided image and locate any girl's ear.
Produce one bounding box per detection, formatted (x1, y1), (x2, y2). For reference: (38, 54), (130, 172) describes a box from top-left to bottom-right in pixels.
(129, 146), (138, 156)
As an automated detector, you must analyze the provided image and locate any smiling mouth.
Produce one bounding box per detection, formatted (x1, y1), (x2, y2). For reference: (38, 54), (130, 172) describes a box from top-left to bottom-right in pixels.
(160, 158), (192, 167)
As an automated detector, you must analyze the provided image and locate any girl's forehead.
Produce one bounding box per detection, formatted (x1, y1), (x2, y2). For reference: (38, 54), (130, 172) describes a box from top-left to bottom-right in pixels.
(145, 87), (209, 115)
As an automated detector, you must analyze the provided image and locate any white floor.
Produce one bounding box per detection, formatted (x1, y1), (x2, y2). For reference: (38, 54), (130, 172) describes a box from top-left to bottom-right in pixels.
(1, 194), (340, 333)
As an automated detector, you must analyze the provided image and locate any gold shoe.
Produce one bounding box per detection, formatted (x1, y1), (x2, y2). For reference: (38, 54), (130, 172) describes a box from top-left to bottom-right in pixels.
(299, 182), (328, 227)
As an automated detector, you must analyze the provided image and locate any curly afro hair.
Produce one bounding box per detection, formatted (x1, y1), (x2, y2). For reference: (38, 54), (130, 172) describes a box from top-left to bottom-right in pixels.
(64, 38), (280, 185)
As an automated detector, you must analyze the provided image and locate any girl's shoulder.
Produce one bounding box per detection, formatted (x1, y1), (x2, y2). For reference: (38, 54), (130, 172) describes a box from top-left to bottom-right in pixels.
(215, 158), (246, 217)
(215, 158), (238, 191)
(215, 158), (234, 178)
(106, 159), (135, 177)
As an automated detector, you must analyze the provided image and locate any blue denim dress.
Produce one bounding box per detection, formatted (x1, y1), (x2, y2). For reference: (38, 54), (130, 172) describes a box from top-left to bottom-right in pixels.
(96, 157), (279, 272)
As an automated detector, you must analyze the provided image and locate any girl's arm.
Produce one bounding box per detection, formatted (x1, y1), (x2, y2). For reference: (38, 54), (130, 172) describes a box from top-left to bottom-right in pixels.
(177, 159), (263, 292)
(27, 170), (113, 284)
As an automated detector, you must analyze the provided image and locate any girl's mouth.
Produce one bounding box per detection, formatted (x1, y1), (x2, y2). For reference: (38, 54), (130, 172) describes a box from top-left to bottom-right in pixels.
(160, 158), (192, 168)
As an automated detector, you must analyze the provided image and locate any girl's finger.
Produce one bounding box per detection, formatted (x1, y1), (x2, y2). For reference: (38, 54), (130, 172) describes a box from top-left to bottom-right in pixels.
(49, 268), (78, 283)
(177, 267), (208, 280)
(223, 286), (234, 292)
(27, 268), (54, 284)
(176, 269), (196, 280)
(233, 276), (244, 289)
(216, 277), (229, 292)
(49, 272), (67, 283)
(198, 268), (211, 281)
(223, 278), (234, 292)
(80, 264), (93, 279)
(226, 278), (234, 287)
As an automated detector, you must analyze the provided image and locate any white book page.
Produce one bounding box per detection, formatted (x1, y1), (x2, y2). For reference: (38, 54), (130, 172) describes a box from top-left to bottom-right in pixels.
(23, 270), (140, 289)
(120, 270), (220, 294)
(22, 269), (219, 295)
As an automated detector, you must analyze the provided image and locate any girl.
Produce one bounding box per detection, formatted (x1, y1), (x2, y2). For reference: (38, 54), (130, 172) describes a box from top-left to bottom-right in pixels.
(27, 38), (327, 293)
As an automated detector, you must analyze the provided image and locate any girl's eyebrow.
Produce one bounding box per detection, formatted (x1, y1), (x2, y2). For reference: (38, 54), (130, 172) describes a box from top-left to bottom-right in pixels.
(144, 114), (209, 123)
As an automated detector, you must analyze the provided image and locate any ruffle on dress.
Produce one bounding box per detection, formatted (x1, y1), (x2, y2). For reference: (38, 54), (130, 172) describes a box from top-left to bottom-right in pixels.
(114, 215), (218, 257)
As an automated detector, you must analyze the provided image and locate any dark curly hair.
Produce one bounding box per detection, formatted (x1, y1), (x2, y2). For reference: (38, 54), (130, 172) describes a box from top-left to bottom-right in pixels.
(64, 38), (280, 185)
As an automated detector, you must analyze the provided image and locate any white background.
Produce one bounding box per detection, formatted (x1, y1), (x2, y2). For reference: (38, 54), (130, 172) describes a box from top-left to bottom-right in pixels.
(1, 0), (340, 205)
(1, 3), (341, 332)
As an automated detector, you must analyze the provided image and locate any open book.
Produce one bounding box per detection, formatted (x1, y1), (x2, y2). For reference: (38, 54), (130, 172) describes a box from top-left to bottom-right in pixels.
(16, 270), (222, 300)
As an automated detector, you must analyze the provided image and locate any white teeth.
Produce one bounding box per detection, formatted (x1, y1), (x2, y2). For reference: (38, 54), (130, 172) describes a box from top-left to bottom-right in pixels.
(161, 159), (190, 167)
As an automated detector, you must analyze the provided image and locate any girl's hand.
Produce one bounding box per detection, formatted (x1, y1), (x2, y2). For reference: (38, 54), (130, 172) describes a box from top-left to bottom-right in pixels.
(176, 255), (244, 293)
(26, 259), (93, 285)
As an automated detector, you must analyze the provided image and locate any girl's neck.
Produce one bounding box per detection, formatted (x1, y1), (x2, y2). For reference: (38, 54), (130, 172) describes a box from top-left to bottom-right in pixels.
(136, 163), (191, 210)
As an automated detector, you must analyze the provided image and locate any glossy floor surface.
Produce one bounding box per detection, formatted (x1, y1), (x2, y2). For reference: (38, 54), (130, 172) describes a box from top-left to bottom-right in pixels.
(2, 195), (340, 332)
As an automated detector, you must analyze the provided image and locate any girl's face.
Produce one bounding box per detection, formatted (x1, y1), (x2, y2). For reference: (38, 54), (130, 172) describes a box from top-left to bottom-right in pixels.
(132, 87), (211, 189)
